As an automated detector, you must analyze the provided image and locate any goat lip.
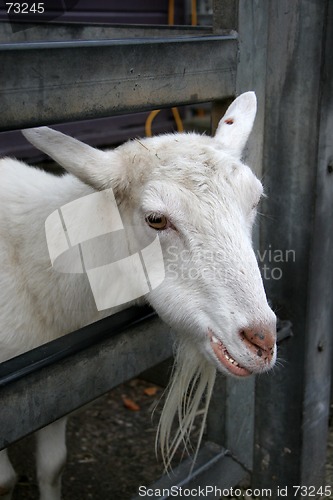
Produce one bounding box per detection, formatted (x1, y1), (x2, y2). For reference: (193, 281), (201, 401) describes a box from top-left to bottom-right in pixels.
(208, 331), (252, 377)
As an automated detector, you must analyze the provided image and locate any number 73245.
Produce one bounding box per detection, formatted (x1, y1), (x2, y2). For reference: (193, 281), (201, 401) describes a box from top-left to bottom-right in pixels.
(6, 3), (45, 14)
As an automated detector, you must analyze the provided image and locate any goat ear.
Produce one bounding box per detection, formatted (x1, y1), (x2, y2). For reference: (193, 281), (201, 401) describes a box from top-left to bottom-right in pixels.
(22, 127), (116, 190)
(214, 91), (257, 158)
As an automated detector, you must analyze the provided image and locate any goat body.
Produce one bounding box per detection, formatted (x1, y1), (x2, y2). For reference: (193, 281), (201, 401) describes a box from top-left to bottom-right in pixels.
(0, 93), (277, 499)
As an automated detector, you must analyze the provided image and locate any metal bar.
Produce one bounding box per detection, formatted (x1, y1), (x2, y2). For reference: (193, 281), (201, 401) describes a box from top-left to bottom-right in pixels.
(0, 34), (235, 50)
(299, 0), (333, 484)
(253, 0), (333, 495)
(0, 34), (237, 131)
(0, 308), (174, 450)
(0, 20), (237, 44)
(0, 22), (214, 43)
(132, 442), (248, 500)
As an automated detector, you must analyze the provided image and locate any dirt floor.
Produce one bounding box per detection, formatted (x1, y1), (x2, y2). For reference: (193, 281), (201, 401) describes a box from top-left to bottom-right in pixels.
(8, 379), (333, 500)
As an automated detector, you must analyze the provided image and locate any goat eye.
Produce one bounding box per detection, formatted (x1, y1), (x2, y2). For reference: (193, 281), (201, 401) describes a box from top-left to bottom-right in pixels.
(145, 212), (168, 230)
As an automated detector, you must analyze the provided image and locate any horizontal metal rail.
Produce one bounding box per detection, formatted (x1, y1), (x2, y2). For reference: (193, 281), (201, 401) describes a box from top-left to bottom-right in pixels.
(0, 34), (237, 131)
(132, 442), (248, 500)
(0, 306), (174, 450)
(0, 22), (213, 42)
(1, 34), (233, 50)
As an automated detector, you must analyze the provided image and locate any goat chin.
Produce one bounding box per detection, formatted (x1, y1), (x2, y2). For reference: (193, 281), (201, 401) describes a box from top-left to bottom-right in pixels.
(157, 340), (216, 470)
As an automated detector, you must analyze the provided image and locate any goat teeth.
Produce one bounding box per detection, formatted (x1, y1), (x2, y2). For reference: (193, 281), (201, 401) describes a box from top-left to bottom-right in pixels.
(209, 330), (241, 368)
(225, 353), (239, 366)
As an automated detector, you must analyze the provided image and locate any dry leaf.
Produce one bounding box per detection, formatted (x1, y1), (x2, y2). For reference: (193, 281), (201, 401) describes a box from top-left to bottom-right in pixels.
(122, 397), (140, 411)
(144, 386), (158, 397)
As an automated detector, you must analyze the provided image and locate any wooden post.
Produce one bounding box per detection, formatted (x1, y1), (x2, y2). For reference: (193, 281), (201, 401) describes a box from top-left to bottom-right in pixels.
(253, 0), (333, 494)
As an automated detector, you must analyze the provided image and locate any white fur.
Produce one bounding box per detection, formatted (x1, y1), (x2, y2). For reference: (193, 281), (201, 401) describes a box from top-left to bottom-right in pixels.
(0, 92), (276, 498)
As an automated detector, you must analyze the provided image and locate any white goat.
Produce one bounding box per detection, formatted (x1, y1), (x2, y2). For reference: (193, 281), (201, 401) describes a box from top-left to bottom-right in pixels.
(0, 92), (276, 499)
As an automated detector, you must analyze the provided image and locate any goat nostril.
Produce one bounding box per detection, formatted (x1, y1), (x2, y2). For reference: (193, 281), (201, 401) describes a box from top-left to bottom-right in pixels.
(240, 326), (276, 361)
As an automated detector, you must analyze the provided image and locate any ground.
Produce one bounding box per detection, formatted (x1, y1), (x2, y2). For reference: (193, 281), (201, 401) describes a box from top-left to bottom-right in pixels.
(8, 379), (333, 500)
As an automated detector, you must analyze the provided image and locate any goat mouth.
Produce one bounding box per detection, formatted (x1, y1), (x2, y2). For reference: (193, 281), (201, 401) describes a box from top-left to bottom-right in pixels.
(208, 330), (252, 377)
